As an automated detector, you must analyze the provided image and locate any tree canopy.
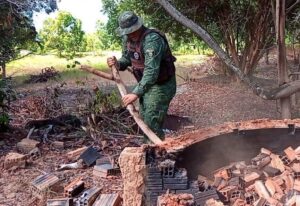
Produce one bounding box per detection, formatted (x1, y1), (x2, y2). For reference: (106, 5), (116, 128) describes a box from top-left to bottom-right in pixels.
(101, 0), (299, 74)
(39, 11), (85, 58)
(0, 0), (57, 68)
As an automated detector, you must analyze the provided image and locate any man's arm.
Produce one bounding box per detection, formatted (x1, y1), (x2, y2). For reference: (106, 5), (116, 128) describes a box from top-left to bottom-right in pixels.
(132, 33), (166, 96)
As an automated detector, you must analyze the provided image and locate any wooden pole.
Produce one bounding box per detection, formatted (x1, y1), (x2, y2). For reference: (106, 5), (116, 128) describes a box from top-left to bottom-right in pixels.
(80, 65), (163, 145)
(276, 0), (291, 119)
(80, 65), (114, 80)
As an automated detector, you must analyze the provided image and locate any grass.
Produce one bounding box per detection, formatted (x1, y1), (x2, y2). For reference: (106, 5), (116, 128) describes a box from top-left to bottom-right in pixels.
(7, 51), (207, 85)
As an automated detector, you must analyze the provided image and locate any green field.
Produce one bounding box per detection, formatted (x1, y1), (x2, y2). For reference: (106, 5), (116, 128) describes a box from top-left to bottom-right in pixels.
(7, 52), (208, 85)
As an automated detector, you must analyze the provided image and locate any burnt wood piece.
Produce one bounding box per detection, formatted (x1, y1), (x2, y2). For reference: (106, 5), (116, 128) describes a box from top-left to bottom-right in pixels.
(25, 114), (81, 129)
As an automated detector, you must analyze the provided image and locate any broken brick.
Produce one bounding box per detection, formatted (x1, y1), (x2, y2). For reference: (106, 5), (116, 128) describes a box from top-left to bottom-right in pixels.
(17, 138), (39, 153)
(284, 147), (296, 162)
(64, 178), (85, 197)
(228, 177), (245, 190)
(194, 188), (220, 206)
(270, 154), (285, 172)
(93, 164), (120, 178)
(214, 168), (233, 180)
(264, 179), (276, 196)
(77, 187), (101, 206)
(254, 181), (271, 200)
(219, 186), (236, 202)
(66, 146), (87, 161)
(244, 172), (261, 186)
(291, 163), (300, 172)
(263, 166), (281, 177)
(251, 153), (271, 169)
(279, 155), (292, 166)
(230, 190), (244, 203)
(245, 192), (259, 205)
(294, 179), (300, 192)
(93, 193), (122, 206)
(31, 173), (60, 199)
(47, 198), (73, 206)
(4, 152), (26, 169)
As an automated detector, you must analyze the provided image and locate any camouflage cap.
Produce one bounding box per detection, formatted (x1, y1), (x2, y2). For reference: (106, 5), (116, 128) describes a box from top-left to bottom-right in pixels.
(116, 11), (143, 36)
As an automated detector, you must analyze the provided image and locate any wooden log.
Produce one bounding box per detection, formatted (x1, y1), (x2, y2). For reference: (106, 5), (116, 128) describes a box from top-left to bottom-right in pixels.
(80, 64), (162, 144)
(110, 64), (163, 144)
(80, 65), (114, 80)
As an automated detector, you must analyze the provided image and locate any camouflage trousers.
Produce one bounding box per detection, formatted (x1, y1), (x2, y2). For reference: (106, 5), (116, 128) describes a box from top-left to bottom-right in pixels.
(139, 76), (176, 142)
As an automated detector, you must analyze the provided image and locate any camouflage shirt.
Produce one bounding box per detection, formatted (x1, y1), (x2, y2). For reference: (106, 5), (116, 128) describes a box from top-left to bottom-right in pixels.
(118, 32), (167, 97)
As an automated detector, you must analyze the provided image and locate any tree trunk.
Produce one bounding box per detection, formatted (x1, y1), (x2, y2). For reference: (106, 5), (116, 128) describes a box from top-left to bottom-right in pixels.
(277, 0), (291, 119)
(156, 0), (300, 101)
(265, 49), (270, 65)
(1, 63), (6, 78)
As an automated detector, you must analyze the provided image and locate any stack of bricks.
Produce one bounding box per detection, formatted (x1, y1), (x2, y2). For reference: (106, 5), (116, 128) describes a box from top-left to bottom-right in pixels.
(145, 160), (199, 206)
(195, 146), (300, 205)
(145, 145), (300, 206)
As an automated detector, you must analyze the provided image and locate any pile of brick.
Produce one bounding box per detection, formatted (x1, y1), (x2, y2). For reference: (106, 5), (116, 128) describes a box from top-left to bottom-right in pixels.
(199, 146), (300, 205)
(146, 146), (300, 206)
(27, 146), (122, 206)
(31, 175), (122, 206)
(157, 193), (195, 206)
(145, 159), (200, 206)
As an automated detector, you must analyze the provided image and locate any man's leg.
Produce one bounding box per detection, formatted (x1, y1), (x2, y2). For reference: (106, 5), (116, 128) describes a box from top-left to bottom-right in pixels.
(138, 77), (176, 142)
(142, 86), (175, 140)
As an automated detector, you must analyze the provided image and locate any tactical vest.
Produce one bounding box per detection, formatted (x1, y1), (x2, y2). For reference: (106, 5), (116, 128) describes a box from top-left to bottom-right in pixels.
(126, 29), (176, 83)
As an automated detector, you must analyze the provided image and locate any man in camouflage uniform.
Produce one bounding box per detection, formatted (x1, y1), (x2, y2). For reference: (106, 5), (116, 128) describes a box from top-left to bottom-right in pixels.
(107, 11), (176, 141)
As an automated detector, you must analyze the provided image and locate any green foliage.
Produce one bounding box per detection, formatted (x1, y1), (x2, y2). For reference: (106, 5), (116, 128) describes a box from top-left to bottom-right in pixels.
(0, 0), (57, 67)
(0, 78), (16, 131)
(39, 11), (85, 58)
(101, 0), (299, 74)
(286, 6), (300, 44)
(90, 89), (121, 114)
(67, 60), (81, 69)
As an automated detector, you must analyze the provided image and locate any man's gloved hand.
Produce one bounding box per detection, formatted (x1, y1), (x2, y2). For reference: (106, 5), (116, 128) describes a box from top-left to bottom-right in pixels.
(122, 94), (138, 106)
(107, 56), (117, 67)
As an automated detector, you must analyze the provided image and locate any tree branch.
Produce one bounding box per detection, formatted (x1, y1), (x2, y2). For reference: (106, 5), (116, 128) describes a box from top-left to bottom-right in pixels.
(80, 65), (163, 144)
(80, 65), (114, 80)
(155, 0), (300, 100)
(286, 0), (300, 13)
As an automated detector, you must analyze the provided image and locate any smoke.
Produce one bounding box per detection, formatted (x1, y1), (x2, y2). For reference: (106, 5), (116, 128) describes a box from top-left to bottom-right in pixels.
(177, 128), (300, 179)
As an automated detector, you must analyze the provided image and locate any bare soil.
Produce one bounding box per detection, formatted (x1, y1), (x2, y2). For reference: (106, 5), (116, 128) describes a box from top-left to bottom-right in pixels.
(1, 51), (300, 206)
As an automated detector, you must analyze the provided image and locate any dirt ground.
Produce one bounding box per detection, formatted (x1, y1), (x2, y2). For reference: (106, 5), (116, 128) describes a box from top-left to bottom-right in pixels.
(0, 51), (300, 206)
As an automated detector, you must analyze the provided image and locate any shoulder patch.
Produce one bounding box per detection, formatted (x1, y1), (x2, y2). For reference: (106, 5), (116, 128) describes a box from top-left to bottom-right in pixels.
(146, 48), (155, 57)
